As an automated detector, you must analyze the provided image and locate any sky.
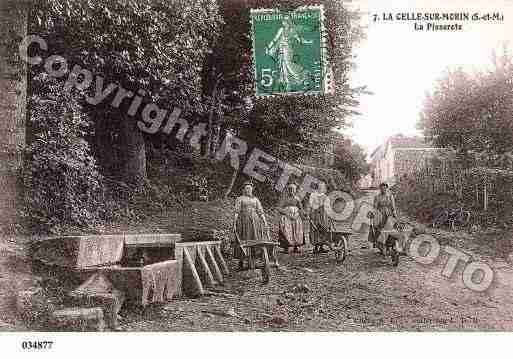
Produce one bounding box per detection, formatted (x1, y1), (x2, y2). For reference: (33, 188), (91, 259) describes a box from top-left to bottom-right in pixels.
(344, 0), (513, 155)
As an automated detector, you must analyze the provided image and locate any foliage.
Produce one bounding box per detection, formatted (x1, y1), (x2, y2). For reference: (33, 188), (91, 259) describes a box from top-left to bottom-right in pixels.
(22, 73), (104, 233)
(418, 48), (513, 156)
(32, 0), (220, 109)
(332, 135), (369, 185)
(24, 0), (222, 231)
(30, 0), (222, 178)
(22, 0), (365, 231)
(411, 47), (513, 227)
(146, 147), (234, 201)
(394, 152), (513, 228)
(210, 0), (365, 164)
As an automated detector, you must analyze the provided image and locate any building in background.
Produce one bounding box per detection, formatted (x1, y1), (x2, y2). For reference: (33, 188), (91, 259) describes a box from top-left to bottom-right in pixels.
(358, 174), (373, 189)
(369, 134), (445, 187)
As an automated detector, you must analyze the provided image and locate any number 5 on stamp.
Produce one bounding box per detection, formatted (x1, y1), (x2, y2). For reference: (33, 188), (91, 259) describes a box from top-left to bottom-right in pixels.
(250, 6), (328, 97)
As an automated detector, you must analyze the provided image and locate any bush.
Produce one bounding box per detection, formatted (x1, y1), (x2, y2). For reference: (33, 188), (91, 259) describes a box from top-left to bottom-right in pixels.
(22, 74), (105, 233)
(146, 147), (235, 201)
(393, 164), (513, 228)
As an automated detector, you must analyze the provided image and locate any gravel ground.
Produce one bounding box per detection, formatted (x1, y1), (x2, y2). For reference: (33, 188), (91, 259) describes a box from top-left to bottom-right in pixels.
(2, 191), (512, 331)
(117, 192), (513, 331)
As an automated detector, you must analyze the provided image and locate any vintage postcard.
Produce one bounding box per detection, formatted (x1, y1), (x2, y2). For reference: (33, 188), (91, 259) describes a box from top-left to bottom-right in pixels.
(1, 0), (513, 357)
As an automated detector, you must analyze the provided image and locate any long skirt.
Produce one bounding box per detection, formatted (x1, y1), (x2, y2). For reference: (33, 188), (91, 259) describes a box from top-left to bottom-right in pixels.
(368, 210), (394, 245)
(234, 209), (266, 259)
(310, 207), (331, 246)
(278, 206), (304, 249)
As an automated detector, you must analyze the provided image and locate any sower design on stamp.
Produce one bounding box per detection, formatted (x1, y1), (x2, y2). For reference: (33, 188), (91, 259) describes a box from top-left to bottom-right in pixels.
(251, 6), (328, 97)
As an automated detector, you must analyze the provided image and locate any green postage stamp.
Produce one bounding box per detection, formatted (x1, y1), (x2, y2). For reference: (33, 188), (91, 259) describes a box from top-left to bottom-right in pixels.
(250, 5), (328, 97)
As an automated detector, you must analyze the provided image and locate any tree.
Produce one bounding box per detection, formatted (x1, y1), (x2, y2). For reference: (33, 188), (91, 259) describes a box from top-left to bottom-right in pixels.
(23, 73), (104, 232)
(22, 0), (221, 231)
(418, 47), (513, 159)
(207, 0), (365, 195)
(29, 0), (222, 182)
(0, 0), (31, 232)
(332, 135), (369, 185)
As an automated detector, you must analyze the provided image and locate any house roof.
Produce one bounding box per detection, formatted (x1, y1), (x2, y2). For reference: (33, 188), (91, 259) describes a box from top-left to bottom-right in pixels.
(369, 145), (382, 159)
(369, 134), (437, 162)
(388, 134), (430, 149)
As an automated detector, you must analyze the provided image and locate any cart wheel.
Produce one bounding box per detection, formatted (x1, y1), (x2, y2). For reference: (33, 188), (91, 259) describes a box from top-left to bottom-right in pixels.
(333, 235), (348, 263)
(377, 242), (385, 256)
(391, 240), (399, 267)
(262, 264), (271, 284)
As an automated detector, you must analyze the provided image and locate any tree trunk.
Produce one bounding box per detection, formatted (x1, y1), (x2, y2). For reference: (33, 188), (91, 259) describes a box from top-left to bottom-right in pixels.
(224, 168), (239, 200)
(483, 180), (488, 211)
(0, 1), (29, 231)
(206, 76), (221, 158)
(0, 0), (37, 330)
(94, 117), (115, 175)
(211, 124), (221, 156)
(120, 116), (146, 184)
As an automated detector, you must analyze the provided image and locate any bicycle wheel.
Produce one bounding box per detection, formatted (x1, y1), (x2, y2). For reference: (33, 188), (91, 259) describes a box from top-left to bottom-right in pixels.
(453, 211), (471, 231)
(391, 240), (400, 267)
(432, 211), (448, 228)
(460, 211), (471, 226)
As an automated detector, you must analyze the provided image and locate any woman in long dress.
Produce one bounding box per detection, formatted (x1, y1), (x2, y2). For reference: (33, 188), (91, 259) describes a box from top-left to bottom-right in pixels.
(369, 182), (398, 249)
(233, 181), (269, 267)
(278, 183), (304, 254)
(308, 189), (331, 254)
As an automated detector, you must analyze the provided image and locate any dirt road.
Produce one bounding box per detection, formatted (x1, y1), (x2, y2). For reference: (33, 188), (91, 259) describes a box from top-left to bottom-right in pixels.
(120, 191), (513, 331)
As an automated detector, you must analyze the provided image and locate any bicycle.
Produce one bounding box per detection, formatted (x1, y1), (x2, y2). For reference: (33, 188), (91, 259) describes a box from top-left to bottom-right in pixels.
(432, 207), (471, 231)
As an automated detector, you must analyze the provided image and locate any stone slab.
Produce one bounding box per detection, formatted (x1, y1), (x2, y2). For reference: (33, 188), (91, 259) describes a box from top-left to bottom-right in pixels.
(32, 235), (124, 269)
(50, 307), (105, 331)
(123, 233), (181, 247)
(97, 260), (179, 306)
(68, 273), (125, 329)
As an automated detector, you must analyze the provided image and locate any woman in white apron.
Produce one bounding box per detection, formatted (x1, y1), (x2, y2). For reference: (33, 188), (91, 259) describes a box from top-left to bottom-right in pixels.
(278, 183), (304, 254)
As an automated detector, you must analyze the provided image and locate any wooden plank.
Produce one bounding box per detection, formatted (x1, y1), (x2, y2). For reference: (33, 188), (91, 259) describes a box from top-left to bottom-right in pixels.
(205, 245), (224, 283)
(214, 245), (230, 275)
(175, 240), (222, 247)
(124, 233), (181, 247)
(262, 246), (270, 284)
(196, 248), (217, 288)
(182, 247), (204, 297)
(173, 241), (224, 297)
(484, 182), (488, 211)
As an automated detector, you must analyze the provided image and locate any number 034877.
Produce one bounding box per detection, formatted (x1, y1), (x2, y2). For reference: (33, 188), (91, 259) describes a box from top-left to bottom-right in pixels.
(21, 341), (54, 350)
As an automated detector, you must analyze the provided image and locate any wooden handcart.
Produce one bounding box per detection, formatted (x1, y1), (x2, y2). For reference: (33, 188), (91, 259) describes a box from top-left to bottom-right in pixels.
(233, 228), (279, 283)
(309, 219), (351, 263)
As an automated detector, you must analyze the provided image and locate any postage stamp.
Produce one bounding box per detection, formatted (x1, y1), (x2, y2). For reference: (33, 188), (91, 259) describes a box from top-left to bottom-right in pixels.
(250, 6), (327, 97)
